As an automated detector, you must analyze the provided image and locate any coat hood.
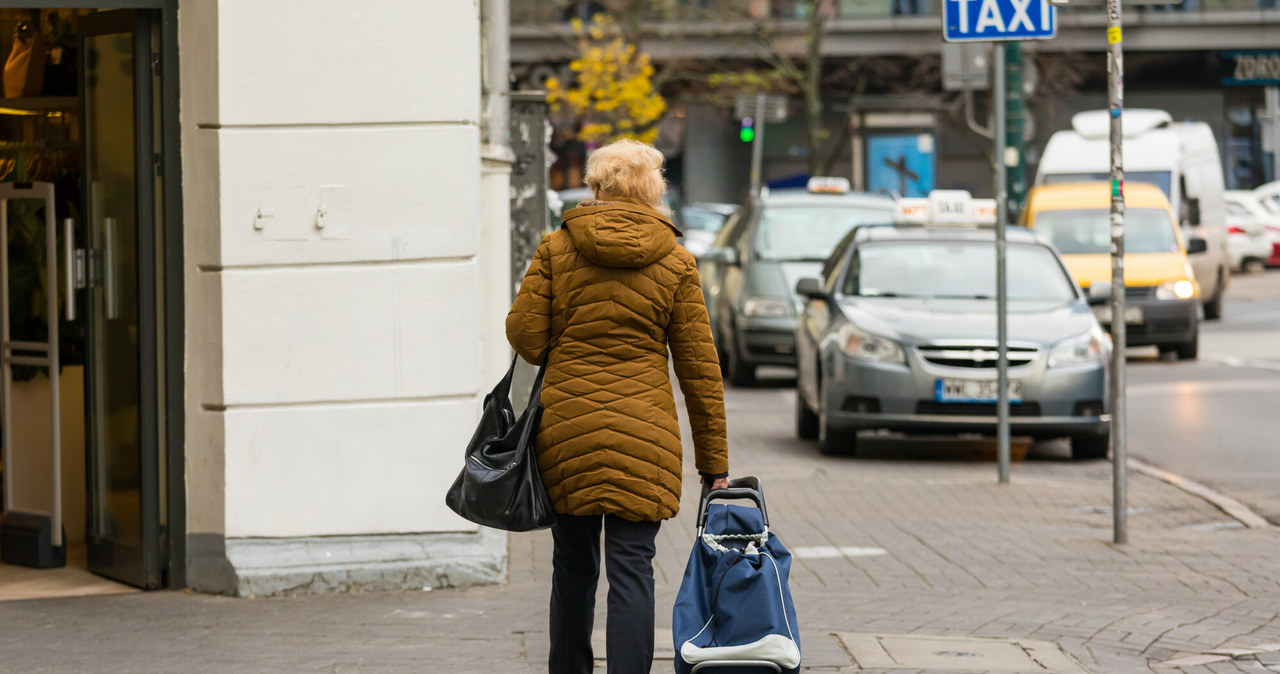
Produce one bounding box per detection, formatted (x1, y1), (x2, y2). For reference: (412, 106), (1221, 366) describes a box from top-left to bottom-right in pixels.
(562, 196), (681, 269)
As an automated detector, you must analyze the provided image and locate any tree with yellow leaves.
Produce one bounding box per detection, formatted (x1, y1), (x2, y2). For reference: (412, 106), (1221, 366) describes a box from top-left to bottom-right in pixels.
(546, 15), (666, 145)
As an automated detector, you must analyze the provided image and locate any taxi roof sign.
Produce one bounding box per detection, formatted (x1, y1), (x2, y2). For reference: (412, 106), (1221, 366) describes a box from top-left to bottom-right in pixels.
(894, 190), (997, 226)
(807, 176), (851, 194)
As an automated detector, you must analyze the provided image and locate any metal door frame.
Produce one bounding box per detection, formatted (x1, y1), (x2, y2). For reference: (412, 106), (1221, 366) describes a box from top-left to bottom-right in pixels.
(80, 7), (160, 589)
(20, 0), (185, 588)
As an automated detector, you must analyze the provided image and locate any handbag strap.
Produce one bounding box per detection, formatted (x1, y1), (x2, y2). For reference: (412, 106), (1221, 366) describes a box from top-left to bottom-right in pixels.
(491, 355), (520, 402)
(528, 360), (549, 401)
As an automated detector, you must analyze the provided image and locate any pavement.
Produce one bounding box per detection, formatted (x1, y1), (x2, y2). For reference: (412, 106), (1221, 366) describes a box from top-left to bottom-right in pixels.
(4, 369), (1280, 673)
(1128, 270), (1280, 524)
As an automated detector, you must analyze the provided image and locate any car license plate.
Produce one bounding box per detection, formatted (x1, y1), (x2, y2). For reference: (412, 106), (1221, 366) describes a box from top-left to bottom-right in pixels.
(935, 379), (1023, 403)
(1093, 305), (1144, 325)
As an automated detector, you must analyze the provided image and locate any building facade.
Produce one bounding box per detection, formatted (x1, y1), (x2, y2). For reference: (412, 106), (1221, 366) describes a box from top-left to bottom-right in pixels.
(0, 1), (510, 597)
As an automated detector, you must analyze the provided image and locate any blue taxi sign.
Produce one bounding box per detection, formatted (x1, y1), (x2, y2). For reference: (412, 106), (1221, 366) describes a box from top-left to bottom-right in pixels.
(943, 0), (1057, 42)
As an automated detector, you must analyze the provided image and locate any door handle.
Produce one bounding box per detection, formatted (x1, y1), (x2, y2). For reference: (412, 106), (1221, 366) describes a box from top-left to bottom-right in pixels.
(64, 218), (76, 321)
(104, 216), (119, 320)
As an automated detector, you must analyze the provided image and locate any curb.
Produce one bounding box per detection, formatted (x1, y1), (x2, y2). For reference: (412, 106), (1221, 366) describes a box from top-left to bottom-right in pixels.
(1128, 458), (1275, 530)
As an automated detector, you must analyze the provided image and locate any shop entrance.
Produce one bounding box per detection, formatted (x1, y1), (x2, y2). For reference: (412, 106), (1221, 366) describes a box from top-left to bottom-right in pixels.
(0, 6), (177, 596)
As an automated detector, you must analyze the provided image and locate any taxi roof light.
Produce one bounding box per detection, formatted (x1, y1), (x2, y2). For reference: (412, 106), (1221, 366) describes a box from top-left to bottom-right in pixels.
(807, 176), (851, 194)
(893, 190), (997, 227)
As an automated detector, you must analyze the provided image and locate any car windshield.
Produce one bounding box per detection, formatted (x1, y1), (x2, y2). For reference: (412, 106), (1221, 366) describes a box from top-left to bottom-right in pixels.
(1033, 208), (1181, 255)
(683, 209), (728, 233)
(844, 241), (1077, 302)
(1043, 171), (1173, 199)
(755, 205), (890, 261)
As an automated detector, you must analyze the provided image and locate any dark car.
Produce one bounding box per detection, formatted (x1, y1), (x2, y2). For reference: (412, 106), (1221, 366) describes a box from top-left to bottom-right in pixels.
(793, 213), (1112, 460)
(700, 180), (895, 386)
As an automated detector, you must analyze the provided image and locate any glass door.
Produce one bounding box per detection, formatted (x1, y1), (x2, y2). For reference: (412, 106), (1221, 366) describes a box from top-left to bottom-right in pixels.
(81, 9), (162, 589)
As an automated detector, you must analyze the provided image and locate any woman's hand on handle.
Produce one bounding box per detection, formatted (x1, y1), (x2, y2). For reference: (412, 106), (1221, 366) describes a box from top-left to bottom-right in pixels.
(704, 476), (730, 491)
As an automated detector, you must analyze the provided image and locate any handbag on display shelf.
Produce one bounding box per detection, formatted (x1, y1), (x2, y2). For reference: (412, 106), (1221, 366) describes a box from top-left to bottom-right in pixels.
(445, 356), (557, 532)
(4, 20), (47, 99)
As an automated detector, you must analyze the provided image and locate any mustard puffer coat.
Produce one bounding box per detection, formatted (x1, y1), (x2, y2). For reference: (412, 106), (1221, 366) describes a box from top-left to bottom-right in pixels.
(506, 197), (729, 522)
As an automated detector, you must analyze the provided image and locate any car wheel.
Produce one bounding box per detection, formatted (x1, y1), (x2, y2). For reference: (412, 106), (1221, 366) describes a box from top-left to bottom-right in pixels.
(1203, 269), (1225, 320)
(725, 324), (756, 387)
(1071, 434), (1110, 461)
(1244, 258), (1267, 274)
(1176, 332), (1199, 361)
(796, 390), (819, 440)
(818, 405), (857, 456)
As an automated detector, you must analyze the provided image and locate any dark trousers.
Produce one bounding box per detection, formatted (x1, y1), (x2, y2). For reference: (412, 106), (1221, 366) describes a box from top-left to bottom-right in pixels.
(549, 513), (661, 674)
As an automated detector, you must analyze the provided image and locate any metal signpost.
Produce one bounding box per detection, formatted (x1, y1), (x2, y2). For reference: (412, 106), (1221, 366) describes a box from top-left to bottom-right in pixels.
(1105, 0), (1128, 545)
(943, 0), (1056, 485)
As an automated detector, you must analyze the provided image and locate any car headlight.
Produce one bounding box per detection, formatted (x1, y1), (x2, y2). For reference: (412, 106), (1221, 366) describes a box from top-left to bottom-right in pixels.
(837, 323), (905, 364)
(1155, 280), (1196, 300)
(1048, 328), (1109, 368)
(742, 297), (792, 317)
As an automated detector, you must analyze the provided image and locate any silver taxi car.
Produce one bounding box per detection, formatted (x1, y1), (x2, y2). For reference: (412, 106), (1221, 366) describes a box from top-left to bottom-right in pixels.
(793, 192), (1112, 459)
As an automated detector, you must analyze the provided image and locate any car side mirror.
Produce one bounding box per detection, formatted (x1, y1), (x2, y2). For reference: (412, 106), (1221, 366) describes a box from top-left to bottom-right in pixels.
(795, 277), (828, 300)
(1186, 236), (1208, 255)
(1181, 197), (1201, 227)
(1089, 281), (1113, 300)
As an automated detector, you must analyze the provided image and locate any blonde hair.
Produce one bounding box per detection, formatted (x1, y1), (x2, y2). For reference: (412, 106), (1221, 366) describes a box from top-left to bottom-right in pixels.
(584, 139), (668, 211)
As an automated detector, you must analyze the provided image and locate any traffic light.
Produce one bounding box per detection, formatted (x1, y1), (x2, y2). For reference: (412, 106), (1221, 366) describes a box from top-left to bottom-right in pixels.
(739, 116), (755, 143)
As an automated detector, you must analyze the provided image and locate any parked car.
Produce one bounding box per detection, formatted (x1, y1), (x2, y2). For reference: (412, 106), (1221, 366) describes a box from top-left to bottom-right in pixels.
(700, 178), (895, 386)
(681, 202), (740, 258)
(794, 191), (1111, 459)
(1234, 185), (1280, 267)
(1036, 109), (1230, 319)
(1023, 182), (1201, 360)
(1225, 190), (1276, 272)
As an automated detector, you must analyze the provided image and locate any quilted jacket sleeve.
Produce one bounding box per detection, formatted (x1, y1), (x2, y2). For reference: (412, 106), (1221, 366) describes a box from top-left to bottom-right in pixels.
(668, 263), (729, 477)
(506, 237), (553, 365)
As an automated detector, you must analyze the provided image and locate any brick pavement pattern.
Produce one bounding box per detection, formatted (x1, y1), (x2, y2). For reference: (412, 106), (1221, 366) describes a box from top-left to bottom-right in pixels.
(2, 379), (1279, 673)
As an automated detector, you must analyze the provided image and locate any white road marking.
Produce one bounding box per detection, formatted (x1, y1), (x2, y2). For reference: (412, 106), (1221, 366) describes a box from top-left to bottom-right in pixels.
(1204, 353), (1280, 372)
(792, 545), (888, 559)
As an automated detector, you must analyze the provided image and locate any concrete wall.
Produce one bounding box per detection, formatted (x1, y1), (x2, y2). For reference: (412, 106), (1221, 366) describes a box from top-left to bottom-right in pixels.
(181, 0), (507, 595)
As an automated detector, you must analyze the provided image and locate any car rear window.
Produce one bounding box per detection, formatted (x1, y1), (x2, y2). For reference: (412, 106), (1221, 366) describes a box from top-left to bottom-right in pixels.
(1042, 171), (1172, 198)
(754, 205), (891, 262)
(844, 241), (1077, 302)
(1032, 208), (1180, 255)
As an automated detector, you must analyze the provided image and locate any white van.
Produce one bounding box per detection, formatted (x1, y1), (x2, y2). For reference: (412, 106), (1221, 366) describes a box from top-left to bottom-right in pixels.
(1036, 109), (1231, 319)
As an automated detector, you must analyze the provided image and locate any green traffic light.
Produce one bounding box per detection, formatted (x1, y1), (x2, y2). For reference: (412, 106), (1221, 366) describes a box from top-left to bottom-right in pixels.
(740, 127), (755, 143)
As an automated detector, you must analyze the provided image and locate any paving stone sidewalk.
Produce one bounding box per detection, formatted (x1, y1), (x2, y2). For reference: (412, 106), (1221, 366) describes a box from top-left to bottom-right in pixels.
(3, 382), (1279, 673)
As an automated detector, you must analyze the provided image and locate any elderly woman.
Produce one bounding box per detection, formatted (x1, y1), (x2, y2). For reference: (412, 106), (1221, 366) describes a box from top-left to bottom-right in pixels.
(507, 139), (730, 674)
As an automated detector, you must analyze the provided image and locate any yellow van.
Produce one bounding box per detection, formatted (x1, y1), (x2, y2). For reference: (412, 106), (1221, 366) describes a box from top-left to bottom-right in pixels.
(1023, 182), (1201, 359)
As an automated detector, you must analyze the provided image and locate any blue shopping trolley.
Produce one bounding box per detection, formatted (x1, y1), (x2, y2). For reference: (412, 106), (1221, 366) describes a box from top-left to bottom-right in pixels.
(672, 477), (800, 673)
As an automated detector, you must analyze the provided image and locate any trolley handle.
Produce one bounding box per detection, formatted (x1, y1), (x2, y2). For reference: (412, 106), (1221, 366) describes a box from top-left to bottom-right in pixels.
(696, 476), (768, 531)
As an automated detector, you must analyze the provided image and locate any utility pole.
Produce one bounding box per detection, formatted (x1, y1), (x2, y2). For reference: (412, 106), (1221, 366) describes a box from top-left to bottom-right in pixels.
(1267, 86), (1280, 183)
(1107, 0), (1128, 545)
(750, 93), (766, 195)
(993, 46), (1011, 485)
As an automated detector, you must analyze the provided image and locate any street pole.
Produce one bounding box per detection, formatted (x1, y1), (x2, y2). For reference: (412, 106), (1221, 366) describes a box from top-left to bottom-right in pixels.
(1267, 86), (1280, 183)
(750, 93), (766, 196)
(1107, 0), (1128, 545)
(993, 45), (1011, 485)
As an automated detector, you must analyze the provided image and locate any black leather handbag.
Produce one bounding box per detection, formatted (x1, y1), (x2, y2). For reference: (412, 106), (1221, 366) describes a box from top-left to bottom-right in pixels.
(445, 357), (557, 532)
